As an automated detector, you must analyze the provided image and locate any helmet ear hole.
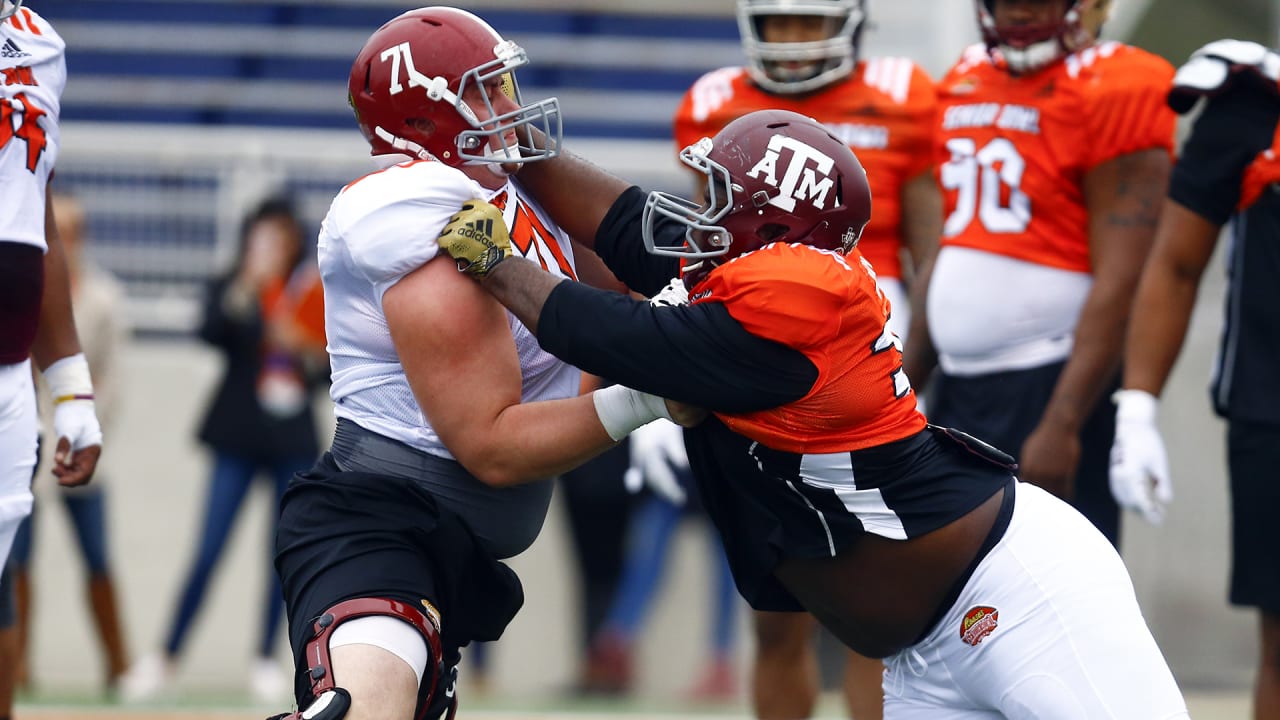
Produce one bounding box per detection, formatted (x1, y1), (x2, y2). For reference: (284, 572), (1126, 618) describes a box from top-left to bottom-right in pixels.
(406, 118), (436, 138)
(758, 222), (790, 243)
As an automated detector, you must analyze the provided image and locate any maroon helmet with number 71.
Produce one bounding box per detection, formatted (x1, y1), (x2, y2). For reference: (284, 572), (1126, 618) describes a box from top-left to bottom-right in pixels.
(642, 109), (872, 289)
(347, 7), (561, 167)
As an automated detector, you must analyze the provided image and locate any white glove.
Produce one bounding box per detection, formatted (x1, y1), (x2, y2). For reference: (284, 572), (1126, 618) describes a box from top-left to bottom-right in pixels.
(1168, 39), (1280, 113)
(649, 277), (689, 308)
(623, 419), (689, 506)
(1108, 389), (1172, 525)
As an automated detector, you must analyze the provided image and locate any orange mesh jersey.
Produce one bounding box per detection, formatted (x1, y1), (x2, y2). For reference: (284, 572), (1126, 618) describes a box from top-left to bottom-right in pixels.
(674, 59), (937, 279)
(935, 43), (1176, 272)
(1239, 122), (1280, 211)
(693, 243), (926, 454)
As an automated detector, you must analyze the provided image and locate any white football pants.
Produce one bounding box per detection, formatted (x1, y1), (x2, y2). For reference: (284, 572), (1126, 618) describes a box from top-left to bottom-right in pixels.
(883, 481), (1189, 719)
(0, 360), (37, 570)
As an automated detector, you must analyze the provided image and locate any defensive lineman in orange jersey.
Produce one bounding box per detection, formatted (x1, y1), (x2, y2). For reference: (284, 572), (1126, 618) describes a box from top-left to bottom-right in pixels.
(905, 0), (1176, 549)
(673, 2), (941, 715)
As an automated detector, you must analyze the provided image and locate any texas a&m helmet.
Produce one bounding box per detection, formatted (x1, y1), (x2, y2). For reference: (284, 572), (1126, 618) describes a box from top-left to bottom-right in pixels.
(642, 109), (872, 288)
(347, 7), (561, 167)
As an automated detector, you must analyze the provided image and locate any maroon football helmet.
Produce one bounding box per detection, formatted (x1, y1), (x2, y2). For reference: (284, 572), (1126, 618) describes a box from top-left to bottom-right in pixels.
(347, 7), (561, 167)
(975, 0), (1110, 74)
(642, 109), (871, 288)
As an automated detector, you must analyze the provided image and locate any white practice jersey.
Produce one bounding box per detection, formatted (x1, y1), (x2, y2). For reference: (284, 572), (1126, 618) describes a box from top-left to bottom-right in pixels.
(0, 5), (63, 250)
(319, 159), (581, 459)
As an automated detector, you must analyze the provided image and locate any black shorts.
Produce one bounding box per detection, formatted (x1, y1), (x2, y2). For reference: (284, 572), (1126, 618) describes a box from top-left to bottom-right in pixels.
(684, 418), (1011, 613)
(1227, 420), (1280, 614)
(274, 453), (523, 707)
(928, 361), (1121, 546)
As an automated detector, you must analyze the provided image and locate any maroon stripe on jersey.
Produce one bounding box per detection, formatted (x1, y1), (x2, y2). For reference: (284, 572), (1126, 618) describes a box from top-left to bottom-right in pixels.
(0, 241), (43, 363)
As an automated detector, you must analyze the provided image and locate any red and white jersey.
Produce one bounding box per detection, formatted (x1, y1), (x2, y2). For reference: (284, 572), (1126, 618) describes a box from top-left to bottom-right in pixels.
(319, 160), (580, 459)
(929, 43), (1175, 374)
(694, 242), (926, 454)
(0, 5), (63, 250)
(674, 59), (936, 281)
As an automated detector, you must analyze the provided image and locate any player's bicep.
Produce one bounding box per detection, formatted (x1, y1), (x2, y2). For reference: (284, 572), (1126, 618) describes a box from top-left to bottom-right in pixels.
(899, 169), (942, 269)
(383, 257), (522, 464)
(1084, 148), (1171, 284)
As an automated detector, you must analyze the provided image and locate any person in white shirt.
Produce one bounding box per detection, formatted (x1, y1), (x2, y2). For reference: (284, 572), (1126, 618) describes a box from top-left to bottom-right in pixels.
(265, 8), (686, 720)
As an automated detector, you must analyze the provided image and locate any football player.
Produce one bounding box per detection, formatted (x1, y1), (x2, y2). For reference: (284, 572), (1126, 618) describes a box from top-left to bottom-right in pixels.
(437, 108), (1189, 718)
(0, 1), (103, 717)
(903, 0), (1176, 547)
(1111, 40), (1280, 719)
(673, 2), (940, 713)
(265, 8), (683, 720)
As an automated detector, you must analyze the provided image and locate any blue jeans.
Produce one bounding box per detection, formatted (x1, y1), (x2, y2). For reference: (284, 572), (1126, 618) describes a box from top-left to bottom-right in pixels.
(165, 451), (311, 659)
(9, 483), (111, 574)
(603, 495), (738, 655)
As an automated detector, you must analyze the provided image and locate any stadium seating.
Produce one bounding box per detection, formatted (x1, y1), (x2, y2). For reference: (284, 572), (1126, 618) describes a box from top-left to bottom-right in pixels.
(40, 1), (740, 139)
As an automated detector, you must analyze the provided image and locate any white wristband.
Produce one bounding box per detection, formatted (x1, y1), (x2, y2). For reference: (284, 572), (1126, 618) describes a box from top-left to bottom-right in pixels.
(44, 352), (95, 404)
(592, 385), (674, 441)
(1112, 389), (1158, 423)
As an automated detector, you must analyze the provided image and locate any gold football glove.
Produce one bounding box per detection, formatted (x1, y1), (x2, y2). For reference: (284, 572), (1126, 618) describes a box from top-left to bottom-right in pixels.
(438, 200), (511, 277)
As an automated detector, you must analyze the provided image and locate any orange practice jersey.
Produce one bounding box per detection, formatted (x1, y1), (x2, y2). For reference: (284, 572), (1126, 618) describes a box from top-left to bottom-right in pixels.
(674, 59), (936, 279)
(1240, 123), (1280, 211)
(935, 43), (1176, 272)
(693, 242), (926, 454)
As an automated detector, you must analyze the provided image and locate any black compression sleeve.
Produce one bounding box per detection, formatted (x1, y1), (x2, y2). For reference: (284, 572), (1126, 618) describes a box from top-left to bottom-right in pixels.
(1170, 80), (1280, 225)
(594, 186), (683, 296)
(538, 280), (817, 413)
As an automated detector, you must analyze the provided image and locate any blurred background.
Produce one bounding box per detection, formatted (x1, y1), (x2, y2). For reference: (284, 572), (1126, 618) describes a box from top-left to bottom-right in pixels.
(15, 0), (1280, 716)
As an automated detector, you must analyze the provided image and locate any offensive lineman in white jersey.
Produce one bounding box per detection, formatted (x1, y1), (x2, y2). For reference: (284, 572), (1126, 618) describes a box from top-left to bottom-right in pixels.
(0, 2), (103, 717)
(268, 8), (684, 720)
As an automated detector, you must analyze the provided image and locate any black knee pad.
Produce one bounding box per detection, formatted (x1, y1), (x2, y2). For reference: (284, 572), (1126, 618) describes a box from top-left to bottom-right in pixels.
(300, 597), (447, 720)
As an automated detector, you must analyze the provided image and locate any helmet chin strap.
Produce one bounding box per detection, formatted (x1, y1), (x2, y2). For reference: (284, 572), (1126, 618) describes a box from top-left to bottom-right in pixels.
(1000, 38), (1065, 74)
(479, 143), (522, 175)
(373, 126), (434, 161)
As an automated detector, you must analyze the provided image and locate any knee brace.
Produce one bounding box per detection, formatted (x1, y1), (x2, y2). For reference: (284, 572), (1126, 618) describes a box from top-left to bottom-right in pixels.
(301, 597), (447, 720)
(265, 688), (351, 720)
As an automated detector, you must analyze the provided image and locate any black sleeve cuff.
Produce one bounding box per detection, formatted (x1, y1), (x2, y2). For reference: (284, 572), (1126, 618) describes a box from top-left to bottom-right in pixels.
(1170, 82), (1280, 225)
(594, 186), (683, 297)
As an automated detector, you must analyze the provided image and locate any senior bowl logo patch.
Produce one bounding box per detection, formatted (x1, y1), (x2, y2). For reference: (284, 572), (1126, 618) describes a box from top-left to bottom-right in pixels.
(960, 605), (998, 646)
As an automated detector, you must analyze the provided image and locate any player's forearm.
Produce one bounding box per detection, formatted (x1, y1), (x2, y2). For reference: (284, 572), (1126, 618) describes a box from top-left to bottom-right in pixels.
(515, 133), (629, 248)
(1042, 280), (1134, 433)
(30, 202), (83, 370)
(459, 393), (618, 487)
(1122, 202), (1219, 396)
(901, 252), (937, 389)
(477, 256), (565, 333)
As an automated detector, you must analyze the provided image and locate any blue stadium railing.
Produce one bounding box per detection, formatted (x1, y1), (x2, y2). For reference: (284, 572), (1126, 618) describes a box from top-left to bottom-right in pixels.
(38, 1), (741, 140)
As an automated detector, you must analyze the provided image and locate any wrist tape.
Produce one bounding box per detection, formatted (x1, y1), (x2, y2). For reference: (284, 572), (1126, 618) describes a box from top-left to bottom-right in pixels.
(44, 352), (95, 404)
(1112, 389), (1158, 423)
(592, 385), (673, 441)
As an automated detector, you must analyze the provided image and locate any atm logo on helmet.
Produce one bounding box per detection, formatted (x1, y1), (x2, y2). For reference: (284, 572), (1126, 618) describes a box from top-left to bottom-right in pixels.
(746, 134), (836, 212)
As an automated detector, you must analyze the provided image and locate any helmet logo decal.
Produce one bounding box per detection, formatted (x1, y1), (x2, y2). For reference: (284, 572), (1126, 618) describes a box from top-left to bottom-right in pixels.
(746, 134), (836, 212)
(380, 42), (434, 96)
